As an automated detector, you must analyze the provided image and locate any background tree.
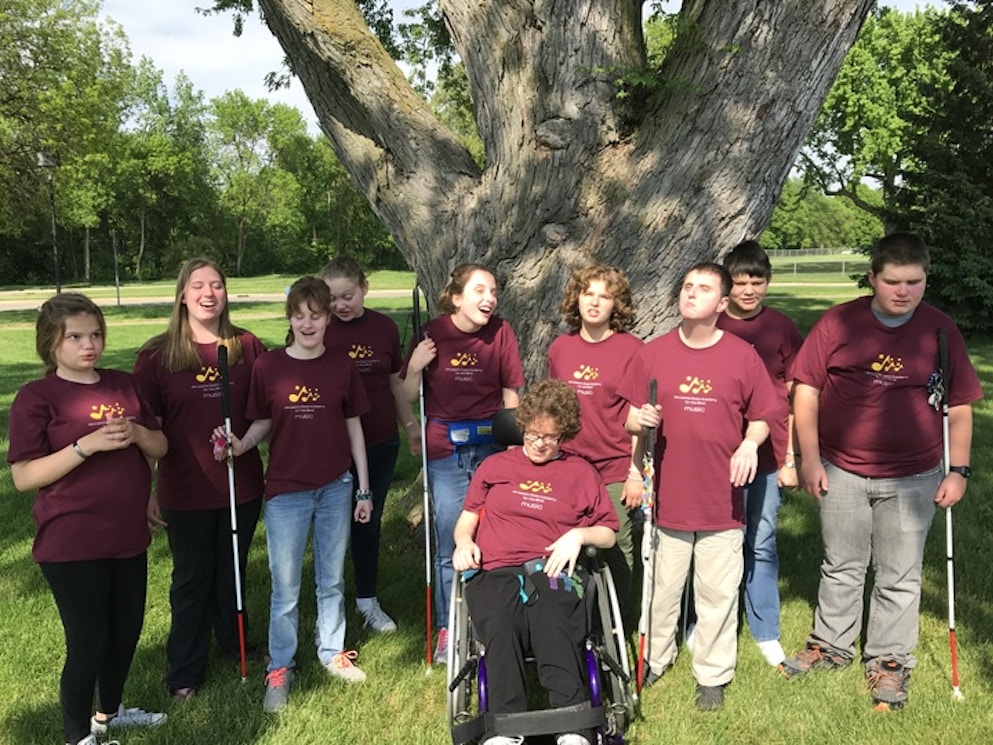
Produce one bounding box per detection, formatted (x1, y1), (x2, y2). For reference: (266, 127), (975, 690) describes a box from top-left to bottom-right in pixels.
(898, 0), (993, 331)
(797, 6), (952, 232)
(0, 0), (131, 278)
(217, 0), (875, 375)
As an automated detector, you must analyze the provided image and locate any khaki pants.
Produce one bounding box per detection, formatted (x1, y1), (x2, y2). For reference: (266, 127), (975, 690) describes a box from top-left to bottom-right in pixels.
(643, 527), (743, 687)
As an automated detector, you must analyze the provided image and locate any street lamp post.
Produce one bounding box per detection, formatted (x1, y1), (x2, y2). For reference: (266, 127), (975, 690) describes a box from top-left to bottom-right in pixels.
(36, 151), (60, 293)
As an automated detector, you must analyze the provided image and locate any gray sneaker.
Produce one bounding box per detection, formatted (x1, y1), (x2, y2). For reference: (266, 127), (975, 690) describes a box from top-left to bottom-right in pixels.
(695, 683), (726, 711)
(90, 704), (166, 735)
(357, 597), (397, 633)
(263, 667), (293, 713)
(326, 650), (367, 683)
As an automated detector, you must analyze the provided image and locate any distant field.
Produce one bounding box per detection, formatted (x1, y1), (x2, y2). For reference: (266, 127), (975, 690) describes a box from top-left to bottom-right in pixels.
(0, 259), (865, 305)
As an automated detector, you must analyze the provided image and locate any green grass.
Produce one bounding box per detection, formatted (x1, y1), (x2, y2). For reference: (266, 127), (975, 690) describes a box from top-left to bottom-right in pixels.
(1, 275), (991, 745)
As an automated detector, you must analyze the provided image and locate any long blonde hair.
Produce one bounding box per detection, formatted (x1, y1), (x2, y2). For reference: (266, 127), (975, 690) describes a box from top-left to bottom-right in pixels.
(139, 257), (245, 372)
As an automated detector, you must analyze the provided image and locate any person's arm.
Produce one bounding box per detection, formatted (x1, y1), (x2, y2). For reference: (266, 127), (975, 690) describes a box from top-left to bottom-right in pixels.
(214, 419), (273, 459)
(544, 525), (616, 577)
(12, 416), (167, 492)
(452, 510), (482, 571)
(501, 387), (520, 409)
(346, 416), (372, 523)
(390, 372), (422, 455)
(401, 337), (437, 404)
(793, 382), (828, 499)
(935, 404), (974, 508)
(729, 419), (769, 487)
(777, 380), (799, 489)
(621, 435), (645, 508)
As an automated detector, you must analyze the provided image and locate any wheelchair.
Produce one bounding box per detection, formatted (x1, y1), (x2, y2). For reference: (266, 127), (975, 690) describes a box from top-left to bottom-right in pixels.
(446, 548), (636, 745)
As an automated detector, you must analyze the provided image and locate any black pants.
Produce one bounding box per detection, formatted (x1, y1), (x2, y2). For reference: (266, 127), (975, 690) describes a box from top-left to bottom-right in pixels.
(350, 435), (400, 599)
(41, 553), (148, 744)
(161, 499), (261, 691)
(464, 567), (592, 739)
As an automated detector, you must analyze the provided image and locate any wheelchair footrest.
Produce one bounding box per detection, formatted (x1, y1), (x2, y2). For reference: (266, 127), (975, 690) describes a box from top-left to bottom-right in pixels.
(451, 702), (606, 744)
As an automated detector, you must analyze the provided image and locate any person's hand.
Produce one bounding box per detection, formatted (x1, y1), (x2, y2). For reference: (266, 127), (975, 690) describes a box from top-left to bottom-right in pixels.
(935, 472), (968, 508)
(621, 476), (644, 509)
(353, 498), (372, 523)
(545, 528), (583, 577)
(730, 439), (759, 487)
(147, 491), (167, 533)
(409, 337), (437, 373)
(453, 540), (481, 571)
(636, 403), (662, 430)
(777, 462), (799, 489)
(82, 415), (136, 454)
(800, 459), (829, 500)
(406, 428), (423, 457)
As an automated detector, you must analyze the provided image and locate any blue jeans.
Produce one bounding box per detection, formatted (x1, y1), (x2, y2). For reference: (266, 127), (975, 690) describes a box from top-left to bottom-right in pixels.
(265, 473), (353, 671)
(427, 443), (499, 627)
(810, 461), (940, 668)
(742, 470), (782, 642)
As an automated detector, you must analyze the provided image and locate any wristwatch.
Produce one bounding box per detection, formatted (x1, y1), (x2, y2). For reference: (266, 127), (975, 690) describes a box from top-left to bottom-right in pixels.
(948, 465), (971, 478)
(355, 489), (373, 502)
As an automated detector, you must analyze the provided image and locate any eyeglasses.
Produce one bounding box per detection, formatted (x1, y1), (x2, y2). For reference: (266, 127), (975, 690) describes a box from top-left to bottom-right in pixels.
(523, 432), (561, 446)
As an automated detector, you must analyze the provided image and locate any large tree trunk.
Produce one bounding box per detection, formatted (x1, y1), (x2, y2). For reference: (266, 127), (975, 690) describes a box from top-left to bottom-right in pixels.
(256, 0), (873, 377)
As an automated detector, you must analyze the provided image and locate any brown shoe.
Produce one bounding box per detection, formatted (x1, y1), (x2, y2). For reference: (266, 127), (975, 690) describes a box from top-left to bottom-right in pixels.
(779, 642), (849, 679)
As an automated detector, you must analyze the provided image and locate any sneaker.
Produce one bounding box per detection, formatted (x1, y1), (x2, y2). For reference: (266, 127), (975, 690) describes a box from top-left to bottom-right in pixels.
(326, 650), (367, 683)
(70, 737), (107, 745)
(557, 734), (592, 745)
(433, 627), (449, 665)
(757, 639), (786, 667)
(642, 660), (671, 689)
(357, 597), (398, 633)
(867, 659), (910, 711)
(695, 683), (726, 711)
(90, 704), (166, 734)
(779, 642), (849, 679)
(263, 666), (293, 713)
(481, 737), (524, 745)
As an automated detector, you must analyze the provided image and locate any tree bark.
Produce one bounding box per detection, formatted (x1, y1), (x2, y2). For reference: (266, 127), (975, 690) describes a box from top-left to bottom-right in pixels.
(255, 0), (873, 377)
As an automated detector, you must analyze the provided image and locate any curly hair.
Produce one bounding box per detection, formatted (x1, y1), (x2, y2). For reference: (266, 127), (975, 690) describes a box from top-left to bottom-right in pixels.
(438, 263), (497, 316)
(558, 263), (635, 331)
(515, 379), (582, 442)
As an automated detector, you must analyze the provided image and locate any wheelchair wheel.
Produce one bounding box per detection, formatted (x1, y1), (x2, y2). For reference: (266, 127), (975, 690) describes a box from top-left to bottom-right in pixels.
(447, 574), (474, 728)
(592, 563), (636, 740)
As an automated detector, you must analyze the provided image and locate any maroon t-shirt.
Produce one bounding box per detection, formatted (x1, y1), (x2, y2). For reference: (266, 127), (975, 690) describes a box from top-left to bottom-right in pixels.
(717, 307), (803, 472)
(248, 348), (370, 498)
(7, 369), (160, 563)
(547, 331), (644, 483)
(133, 332), (266, 511)
(790, 297), (983, 478)
(324, 309), (402, 448)
(617, 329), (784, 531)
(401, 315), (525, 459)
(463, 449), (620, 570)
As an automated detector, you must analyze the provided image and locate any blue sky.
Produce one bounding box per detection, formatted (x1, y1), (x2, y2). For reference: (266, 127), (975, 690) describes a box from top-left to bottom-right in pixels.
(102, 1), (929, 134)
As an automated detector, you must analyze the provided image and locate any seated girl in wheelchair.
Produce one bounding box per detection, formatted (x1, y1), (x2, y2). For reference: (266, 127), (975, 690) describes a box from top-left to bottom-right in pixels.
(452, 379), (619, 745)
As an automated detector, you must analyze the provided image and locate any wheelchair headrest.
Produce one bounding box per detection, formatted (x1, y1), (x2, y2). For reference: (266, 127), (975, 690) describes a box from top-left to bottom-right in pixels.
(492, 408), (523, 447)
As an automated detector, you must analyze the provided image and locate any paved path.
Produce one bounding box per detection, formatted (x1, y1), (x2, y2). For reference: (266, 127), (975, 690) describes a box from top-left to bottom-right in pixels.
(0, 288), (411, 312)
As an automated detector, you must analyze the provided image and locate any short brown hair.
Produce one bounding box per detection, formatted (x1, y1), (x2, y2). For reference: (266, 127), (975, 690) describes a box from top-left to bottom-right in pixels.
(871, 232), (930, 274)
(515, 379), (582, 442)
(558, 263), (635, 331)
(284, 276), (332, 345)
(36, 293), (106, 374)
